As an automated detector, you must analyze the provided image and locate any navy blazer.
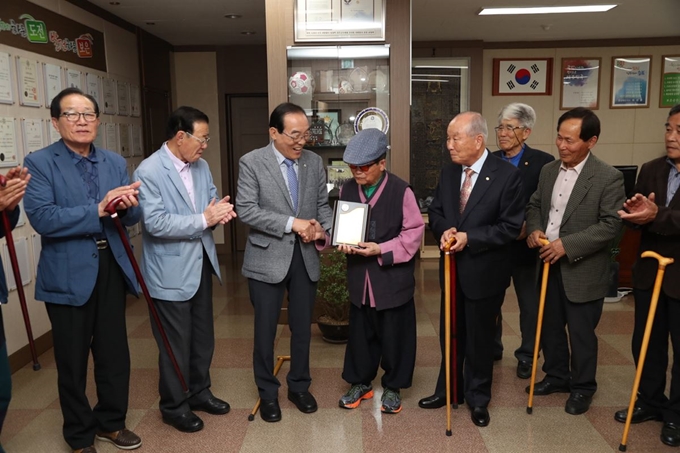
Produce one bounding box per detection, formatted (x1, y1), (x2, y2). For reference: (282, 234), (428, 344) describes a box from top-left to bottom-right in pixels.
(428, 150), (525, 299)
(492, 145), (555, 264)
(24, 140), (141, 306)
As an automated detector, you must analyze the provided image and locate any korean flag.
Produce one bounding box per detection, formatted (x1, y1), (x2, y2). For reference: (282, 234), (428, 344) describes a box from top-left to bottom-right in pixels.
(497, 60), (551, 94)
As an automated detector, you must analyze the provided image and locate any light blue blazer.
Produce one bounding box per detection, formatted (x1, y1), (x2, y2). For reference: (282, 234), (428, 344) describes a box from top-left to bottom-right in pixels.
(23, 140), (141, 306)
(133, 147), (221, 302)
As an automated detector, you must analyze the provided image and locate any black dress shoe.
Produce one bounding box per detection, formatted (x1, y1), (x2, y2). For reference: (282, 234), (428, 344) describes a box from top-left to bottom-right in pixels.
(470, 406), (490, 427)
(517, 361), (532, 379)
(614, 405), (662, 424)
(288, 391), (318, 413)
(565, 392), (592, 415)
(526, 380), (570, 395)
(190, 396), (231, 415)
(661, 422), (680, 447)
(418, 395), (446, 409)
(260, 399), (282, 423)
(162, 411), (204, 433)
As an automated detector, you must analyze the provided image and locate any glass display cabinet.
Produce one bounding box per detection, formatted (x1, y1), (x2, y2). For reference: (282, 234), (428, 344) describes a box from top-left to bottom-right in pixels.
(287, 44), (390, 194)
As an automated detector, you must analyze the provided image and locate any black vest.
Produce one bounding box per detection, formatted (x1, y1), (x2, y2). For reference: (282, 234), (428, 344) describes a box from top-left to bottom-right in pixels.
(341, 172), (417, 310)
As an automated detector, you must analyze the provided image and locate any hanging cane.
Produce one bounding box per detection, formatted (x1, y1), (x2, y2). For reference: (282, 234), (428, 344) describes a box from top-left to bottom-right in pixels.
(443, 236), (457, 436)
(527, 238), (550, 414)
(104, 197), (189, 394)
(248, 355), (290, 421)
(619, 251), (674, 452)
(0, 174), (40, 371)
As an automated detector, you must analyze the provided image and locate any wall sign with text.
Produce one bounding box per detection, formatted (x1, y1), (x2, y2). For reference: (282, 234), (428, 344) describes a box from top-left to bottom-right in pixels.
(295, 0), (386, 42)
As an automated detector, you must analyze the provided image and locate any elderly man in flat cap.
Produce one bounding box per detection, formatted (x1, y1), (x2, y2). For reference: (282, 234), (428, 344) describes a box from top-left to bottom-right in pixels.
(336, 129), (424, 414)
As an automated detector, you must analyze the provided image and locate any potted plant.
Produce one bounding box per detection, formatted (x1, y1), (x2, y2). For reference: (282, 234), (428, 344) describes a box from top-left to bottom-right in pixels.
(316, 249), (351, 343)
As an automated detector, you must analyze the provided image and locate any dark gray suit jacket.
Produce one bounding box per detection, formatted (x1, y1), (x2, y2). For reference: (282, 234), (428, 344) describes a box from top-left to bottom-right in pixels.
(236, 143), (333, 284)
(526, 154), (625, 302)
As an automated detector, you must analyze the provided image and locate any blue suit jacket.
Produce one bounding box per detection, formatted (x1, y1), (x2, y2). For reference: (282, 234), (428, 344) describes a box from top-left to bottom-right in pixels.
(133, 147), (221, 301)
(23, 140), (141, 306)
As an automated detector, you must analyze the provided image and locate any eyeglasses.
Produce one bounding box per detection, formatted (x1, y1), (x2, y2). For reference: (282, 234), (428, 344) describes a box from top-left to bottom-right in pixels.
(348, 161), (378, 172)
(281, 131), (312, 142)
(494, 125), (524, 134)
(185, 131), (211, 146)
(60, 111), (98, 122)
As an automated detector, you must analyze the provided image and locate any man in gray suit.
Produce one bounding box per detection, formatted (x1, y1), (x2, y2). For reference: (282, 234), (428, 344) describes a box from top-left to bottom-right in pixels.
(525, 107), (625, 415)
(134, 106), (237, 433)
(236, 102), (333, 422)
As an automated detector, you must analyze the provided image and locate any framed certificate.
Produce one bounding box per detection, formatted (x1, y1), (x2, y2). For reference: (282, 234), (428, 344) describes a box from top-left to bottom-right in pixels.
(331, 200), (370, 246)
(610, 56), (651, 108)
(0, 52), (14, 105)
(560, 58), (601, 110)
(16, 57), (42, 107)
(0, 117), (19, 167)
(101, 78), (117, 115)
(660, 55), (680, 108)
(295, 0), (386, 42)
(43, 63), (63, 108)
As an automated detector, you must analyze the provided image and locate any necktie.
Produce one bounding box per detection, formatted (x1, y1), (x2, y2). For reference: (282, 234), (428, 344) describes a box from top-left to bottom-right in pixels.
(284, 158), (298, 212)
(459, 168), (474, 213)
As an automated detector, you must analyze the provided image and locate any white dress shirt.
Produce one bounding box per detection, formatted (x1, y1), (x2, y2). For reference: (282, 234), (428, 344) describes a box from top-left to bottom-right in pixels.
(545, 153), (590, 241)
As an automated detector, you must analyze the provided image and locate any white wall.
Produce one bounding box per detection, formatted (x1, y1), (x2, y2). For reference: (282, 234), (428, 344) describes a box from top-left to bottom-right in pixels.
(482, 44), (680, 167)
(0, 0), (144, 356)
(171, 51), (225, 244)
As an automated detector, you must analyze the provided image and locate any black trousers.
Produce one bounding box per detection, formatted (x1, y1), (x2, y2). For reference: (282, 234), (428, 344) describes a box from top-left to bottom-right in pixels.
(249, 241), (317, 400)
(151, 249), (215, 418)
(632, 288), (680, 423)
(434, 284), (504, 408)
(46, 247), (129, 450)
(541, 262), (603, 396)
(342, 298), (416, 390)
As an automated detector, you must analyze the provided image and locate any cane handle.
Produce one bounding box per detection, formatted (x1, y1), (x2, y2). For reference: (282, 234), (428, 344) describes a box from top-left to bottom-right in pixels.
(443, 236), (457, 253)
(539, 238), (550, 246)
(641, 251), (674, 268)
(104, 196), (124, 215)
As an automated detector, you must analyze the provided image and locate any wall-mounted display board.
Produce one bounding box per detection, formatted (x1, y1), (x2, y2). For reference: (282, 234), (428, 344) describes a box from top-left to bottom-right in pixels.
(101, 77), (117, 115)
(85, 72), (101, 106)
(0, 117), (19, 167)
(0, 52), (14, 105)
(21, 117), (45, 155)
(294, 0), (386, 42)
(660, 55), (680, 108)
(129, 84), (141, 117)
(64, 67), (82, 90)
(16, 56), (41, 107)
(43, 62), (63, 108)
(117, 81), (129, 116)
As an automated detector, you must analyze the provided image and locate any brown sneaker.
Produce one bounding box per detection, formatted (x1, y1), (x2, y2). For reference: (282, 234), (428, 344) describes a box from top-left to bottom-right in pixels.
(95, 428), (142, 450)
(73, 447), (97, 453)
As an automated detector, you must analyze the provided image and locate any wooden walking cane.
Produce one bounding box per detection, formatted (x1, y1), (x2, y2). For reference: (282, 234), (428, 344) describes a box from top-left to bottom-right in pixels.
(444, 236), (457, 436)
(0, 174), (40, 371)
(104, 197), (189, 394)
(248, 355), (290, 421)
(527, 238), (550, 414)
(619, 251), (674, 452)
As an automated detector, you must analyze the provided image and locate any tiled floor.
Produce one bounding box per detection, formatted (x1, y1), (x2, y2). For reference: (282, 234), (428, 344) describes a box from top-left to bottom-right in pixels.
(1, 257), (676, 452)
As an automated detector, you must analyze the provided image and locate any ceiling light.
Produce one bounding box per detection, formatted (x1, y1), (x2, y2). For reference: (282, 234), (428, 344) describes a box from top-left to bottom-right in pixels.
(224, 14), (242, 19)
(241, 31), (256, 35)
(478, 5), (617, 15)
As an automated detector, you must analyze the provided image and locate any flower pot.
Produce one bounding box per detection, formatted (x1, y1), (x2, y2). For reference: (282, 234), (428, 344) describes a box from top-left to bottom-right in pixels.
(317, 317), (349, 344)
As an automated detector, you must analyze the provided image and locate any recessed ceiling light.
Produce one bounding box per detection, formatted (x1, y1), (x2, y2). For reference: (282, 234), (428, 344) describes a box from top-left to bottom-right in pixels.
(224, 14), (242, 19)
(241, 31), (256, 35)
(478, 5), (617, 15)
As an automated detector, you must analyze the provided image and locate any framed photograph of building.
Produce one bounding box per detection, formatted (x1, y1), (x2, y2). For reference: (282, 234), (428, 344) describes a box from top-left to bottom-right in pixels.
(610, 56), (651, 108)
(560, 58), (601, 110)
(493, 58), (553, 96)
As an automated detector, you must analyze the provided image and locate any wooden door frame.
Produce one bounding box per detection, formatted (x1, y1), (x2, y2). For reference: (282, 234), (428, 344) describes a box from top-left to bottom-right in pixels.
(224, 93), (268, 254)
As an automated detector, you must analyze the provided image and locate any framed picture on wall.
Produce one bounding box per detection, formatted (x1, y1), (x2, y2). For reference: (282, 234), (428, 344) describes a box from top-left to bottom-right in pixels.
(560, 58), (601, 110)
(610, 56), (652, 108)
(492, 58), (553, 96)
(660, 55), (680, 108)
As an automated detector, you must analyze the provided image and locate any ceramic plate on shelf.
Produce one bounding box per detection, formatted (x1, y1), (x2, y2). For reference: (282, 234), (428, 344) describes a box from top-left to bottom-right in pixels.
(349, 67), (369, 92)
(354, 107), (389, 134)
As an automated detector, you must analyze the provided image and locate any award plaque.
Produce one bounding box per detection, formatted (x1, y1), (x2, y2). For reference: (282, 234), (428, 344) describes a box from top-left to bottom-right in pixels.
(331, 200), (370, 246)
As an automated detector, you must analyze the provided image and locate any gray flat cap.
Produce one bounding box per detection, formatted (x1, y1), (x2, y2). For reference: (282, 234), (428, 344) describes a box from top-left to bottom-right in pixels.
(343, 129), (389, 165)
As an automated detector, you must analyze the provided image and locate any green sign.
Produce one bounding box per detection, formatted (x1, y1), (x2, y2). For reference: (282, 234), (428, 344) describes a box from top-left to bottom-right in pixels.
(20, 14), (48, 44)
(661, 73), (680, 108)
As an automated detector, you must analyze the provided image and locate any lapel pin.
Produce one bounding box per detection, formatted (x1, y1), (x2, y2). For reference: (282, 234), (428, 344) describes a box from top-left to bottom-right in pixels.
(525, 162), (529, 166)
(485, 176), (490, 181)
